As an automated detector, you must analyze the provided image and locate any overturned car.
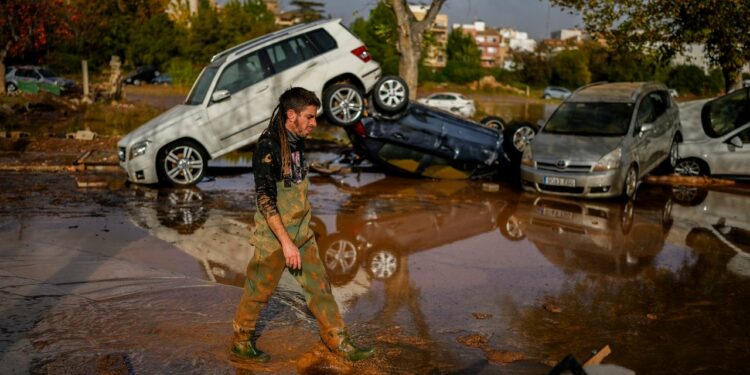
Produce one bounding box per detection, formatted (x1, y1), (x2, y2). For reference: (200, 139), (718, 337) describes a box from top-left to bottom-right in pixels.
(345, 76), (531, 179)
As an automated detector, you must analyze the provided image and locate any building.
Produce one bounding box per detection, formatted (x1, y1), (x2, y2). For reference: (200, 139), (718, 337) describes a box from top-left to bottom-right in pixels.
(410, 4), (448, 68)
(499, 28), (536, 53)
(550, 28), (586, 43)
(452, 21), (504, 68)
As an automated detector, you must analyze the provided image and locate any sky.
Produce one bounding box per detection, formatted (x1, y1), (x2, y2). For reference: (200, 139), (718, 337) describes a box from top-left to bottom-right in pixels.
(275, 0), (584, 40)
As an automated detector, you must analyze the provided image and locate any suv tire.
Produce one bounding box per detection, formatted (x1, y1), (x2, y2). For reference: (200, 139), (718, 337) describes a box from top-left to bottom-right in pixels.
(157, 140), (208, 186)
(323, 82), (365, 127)
(372, 75), (409, 115)
(504, 121), (537, 162)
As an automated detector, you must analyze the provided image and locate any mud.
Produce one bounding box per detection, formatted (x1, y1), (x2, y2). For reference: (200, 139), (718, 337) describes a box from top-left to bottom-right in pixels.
(2, 161), (750, 374)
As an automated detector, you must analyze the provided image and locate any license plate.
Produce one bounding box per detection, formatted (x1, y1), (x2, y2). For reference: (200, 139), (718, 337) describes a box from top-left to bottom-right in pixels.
(539, 207), (573, 220)
(544, 176), (576, 187)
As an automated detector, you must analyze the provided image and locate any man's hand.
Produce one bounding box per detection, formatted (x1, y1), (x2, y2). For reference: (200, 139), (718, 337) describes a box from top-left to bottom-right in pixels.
(281, 241), (302, 270)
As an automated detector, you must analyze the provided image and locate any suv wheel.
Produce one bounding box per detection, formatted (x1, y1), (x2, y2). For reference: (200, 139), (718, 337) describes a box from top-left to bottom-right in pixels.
(323, 83), (364, 127)
(480, 116), (505, 132)
(157, 140), (208, 186)
(372, 75), (409, 114)
(503, 121), (537, 162)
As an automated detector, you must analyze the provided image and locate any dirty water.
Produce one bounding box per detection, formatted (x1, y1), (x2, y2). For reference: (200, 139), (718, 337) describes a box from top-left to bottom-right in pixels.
(1, 170), (750, 374)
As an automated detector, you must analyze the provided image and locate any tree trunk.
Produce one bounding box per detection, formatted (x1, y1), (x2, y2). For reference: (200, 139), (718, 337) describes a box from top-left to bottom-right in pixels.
(0, 42), (9, 96)
(397, 28), (421, 99)
(723, 65), (742, 94)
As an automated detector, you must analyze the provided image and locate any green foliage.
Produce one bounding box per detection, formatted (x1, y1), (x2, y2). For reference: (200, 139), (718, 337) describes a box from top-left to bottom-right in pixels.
(443, 28), (482, 84)
(166, 58), (201, 87)
(511, 50), (551, 88)
(349, 1), (399, 76)
(126, 13), (181, 67)
(549, 49), (590, 88)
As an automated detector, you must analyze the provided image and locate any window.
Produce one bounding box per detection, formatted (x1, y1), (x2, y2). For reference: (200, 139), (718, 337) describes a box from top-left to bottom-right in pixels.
(17, 69), (40, 79)
(636, 96), (656, 125)
(487, 47), (497, 54)
(215, 52), (270, 95)
(186, 66), (219, 105)
(702, 87), (750, 138)
(545, 102), (634, 136)
(265, 36), (315, 73)
(476, 36), (485, 43)
(306, 29), (337, 53)
(737, 126), (750, 143)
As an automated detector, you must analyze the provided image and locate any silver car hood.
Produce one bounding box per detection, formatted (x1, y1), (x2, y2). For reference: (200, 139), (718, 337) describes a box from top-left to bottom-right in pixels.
(119, 104), (197, 146)
(532, 132), (623, 162)
(678, 99), (710, 141)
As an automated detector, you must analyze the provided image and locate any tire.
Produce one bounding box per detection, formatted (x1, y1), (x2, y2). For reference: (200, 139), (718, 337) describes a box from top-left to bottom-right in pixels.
(372, 75), (409, 115)
(367, 249), (398, 280)
(6, 82), (17, 93)
(497, 203), (525, 241)
(156, 140), (208, 186)
(480, 116), (506, 132)
(671, 185), (708, 206)
(323, 82), (365, 127)
(655, 136), (680, 175)
(622, 164), (639, 200)
(503, 121), (537, 162)
(674, 158), (709, 177)
(318, 234), (359, 279)
(156, 187), (207, 234)
(620, 199), (634, 235)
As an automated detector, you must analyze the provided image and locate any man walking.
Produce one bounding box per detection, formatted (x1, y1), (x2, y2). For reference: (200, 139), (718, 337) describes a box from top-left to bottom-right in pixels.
(231, 87), (374, 362)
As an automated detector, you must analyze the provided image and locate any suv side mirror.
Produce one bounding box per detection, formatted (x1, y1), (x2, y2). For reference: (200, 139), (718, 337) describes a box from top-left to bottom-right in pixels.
(728, 135), (743, 149)
(211, 90), (231, 103)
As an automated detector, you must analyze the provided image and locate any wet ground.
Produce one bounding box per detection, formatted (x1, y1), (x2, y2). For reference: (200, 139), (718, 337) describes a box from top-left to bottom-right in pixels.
(2, 156), (750, 374)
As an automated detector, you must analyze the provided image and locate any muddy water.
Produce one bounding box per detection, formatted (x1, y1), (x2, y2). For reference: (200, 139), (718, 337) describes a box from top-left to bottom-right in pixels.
(1, 170), (750, 374)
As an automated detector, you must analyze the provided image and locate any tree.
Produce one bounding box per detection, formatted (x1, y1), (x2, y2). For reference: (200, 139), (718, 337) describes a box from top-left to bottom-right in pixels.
(389, 0), (446, 99)
(350, 1), (399, 76)
(0, 0), (74, 94)
(549, 0), (750, 93)
(290, 1), (325, 23)
(549, 49), (590, 88)
(443, 28), (482, 84)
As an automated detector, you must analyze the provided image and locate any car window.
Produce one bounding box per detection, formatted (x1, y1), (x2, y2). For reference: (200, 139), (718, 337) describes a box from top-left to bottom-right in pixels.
(636, 96), (656, 125)
(306, 29), (337, 53)
(215, 52), (269, 95)
(289, 36), (317, 60)
(185, 66), (219, 105)
(649, 92), (667, 119)
(17, 69), (39, 78)
(38, 69), (57, 78)
(737, 126), (750, 143)
(702, 87), (750, 138)
(544, 102), (634, 136)
(266, 37), (307, 73)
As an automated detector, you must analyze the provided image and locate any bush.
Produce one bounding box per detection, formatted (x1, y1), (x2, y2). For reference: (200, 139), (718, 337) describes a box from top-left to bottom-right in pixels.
(166, 59), (202, 88)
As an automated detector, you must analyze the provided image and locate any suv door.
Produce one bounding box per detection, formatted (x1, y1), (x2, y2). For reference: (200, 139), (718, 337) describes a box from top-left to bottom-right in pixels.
(710, 125), (750, 175)
(206, 50), (274, 154)
(265, 34), (328, 101)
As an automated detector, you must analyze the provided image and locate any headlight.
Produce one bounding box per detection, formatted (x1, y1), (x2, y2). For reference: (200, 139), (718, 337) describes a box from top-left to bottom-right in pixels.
(593, 147), (622, 171)
(130, 140), (151, 159)
(521, 146), (534, 167)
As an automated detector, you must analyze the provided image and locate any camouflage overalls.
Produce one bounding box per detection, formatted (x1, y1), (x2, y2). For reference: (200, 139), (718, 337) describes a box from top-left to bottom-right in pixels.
(233, 136), (346, 350)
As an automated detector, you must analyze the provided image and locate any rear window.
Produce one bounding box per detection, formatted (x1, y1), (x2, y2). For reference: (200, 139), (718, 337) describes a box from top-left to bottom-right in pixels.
(701, 87), (750, 138)
(306, 29), (337, 53)
(544, 102), (634, 137)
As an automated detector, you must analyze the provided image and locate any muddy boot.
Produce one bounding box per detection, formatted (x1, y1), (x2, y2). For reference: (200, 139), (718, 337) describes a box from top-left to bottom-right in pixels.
(323, 330), (375, 362)
(230, 332), (270, 363)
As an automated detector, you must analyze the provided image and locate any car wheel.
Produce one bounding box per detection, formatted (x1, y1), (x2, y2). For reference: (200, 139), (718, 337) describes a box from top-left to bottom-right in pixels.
(368, 249), (398, 280)
(318, 234), (358, 276)
(323, 82), (364, 127)
(503, 121), (537, 162)
(674, 158), (709, 176)
(671, 185), (708, 206)
(372, 75), (409, 115)
(661, 197), (674, 231)
(655, 137), (680, 174)
(6, 82), (17, 93)
(156, 187), (207, 234)
(480, 116), (506, 132)
(156, 140), (208, 186)
(622, 165), (639, 200)
(621, 199), (634, 235)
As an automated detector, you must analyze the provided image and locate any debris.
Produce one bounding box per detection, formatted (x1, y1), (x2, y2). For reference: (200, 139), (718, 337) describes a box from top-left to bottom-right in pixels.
(471, 312), (493, 320)
(543, 303), (562, 313)
(66, 130), (98, 140)
(646, 313), (658, 320)
(76, 176), (109, 189)
(481, 182), (500, 192)
(310, 161), (352, 175)
(645, 174), (735, 187)
(486, 350), (525, 364)
(456, 334), (488, 348)
(583, 345), (612, 366)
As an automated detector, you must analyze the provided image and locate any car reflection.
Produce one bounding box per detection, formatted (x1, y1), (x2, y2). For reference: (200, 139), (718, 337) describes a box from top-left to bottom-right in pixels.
(671, 188), (750, 277)
(309, 175), (519, 284)
(511, 187), (674, 276)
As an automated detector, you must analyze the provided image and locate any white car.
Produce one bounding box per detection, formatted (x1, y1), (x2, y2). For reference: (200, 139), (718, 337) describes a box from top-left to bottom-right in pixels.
(416, 92), (476, 118)
(117, 19), (384, 185)
(675, 86), (750, 179)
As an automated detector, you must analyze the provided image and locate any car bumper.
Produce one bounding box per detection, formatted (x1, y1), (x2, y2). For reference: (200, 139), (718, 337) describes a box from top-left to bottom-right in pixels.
(520, 166), (623, 198)
(118, 146), (159, 184)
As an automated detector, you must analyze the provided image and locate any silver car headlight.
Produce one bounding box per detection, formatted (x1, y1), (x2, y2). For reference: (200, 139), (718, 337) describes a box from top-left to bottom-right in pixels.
(593, 147), (622, 171)
(130, 140), (151, 160)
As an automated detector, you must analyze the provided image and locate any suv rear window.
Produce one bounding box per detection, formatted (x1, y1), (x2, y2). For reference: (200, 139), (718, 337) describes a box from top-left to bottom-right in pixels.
(306, 29), (337, 53)
(266, 36), (317, 73)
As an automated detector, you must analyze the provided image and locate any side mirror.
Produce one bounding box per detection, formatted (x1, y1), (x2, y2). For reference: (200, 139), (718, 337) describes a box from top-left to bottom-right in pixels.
(537, 119), (545, 127)
(639, 123), (654, 135)
(211, 90), (231, 103)
(728, 136), (744, 149)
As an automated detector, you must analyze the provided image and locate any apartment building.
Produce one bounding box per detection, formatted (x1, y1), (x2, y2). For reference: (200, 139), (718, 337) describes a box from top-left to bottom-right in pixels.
(410, 4), (449, 68)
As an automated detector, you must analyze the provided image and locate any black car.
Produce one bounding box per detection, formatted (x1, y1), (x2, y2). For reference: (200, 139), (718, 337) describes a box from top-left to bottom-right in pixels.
(346, 76), (517, 179)
(123, 65), (162, 85)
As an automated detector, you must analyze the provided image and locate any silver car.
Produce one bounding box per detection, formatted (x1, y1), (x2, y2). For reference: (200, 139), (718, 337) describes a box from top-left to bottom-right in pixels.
(521, 82), (681, 199)
(675, 86), (750, 179)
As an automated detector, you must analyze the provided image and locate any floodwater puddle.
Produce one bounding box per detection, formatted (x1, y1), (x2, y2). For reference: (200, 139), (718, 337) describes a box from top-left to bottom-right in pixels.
(1, 171), (750, 373)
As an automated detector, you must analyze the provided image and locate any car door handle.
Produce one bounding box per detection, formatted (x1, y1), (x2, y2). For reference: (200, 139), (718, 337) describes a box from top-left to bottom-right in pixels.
(307, 62), (318, 69)
(257, 85), (269, 93)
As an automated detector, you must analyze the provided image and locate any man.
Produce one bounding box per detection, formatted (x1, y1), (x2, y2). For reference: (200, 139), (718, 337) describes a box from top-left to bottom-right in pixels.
(231, 87), (375, 362)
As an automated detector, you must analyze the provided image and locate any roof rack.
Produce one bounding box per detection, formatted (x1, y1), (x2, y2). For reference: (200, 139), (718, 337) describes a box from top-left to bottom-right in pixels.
(571, 81), (608, 96)
(210, 18), (338, 63)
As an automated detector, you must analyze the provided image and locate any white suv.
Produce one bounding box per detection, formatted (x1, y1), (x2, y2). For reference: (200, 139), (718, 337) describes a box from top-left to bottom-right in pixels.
(118, 19), (382, 185)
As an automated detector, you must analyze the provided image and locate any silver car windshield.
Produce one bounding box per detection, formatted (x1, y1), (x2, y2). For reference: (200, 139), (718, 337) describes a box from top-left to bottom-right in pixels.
(185, 66), (218, 105)
(544, 102), (634, 137)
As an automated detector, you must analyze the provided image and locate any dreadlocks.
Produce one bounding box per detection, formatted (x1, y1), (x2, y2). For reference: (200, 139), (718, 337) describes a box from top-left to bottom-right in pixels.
(264, 87), (321, 180)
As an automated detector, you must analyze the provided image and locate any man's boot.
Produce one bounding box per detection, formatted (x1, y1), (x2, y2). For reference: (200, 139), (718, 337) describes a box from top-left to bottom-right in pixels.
(323, 329), (376, 362)
(230, 331), (270, 363)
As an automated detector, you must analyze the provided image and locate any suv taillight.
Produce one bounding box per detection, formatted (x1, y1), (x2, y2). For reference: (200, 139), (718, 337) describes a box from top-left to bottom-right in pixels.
(351, 46), (372, 63)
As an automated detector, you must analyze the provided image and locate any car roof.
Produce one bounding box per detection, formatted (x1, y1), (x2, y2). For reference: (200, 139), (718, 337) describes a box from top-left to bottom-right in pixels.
(568, 82), (666, 103)
(211, 18), (340, 63)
